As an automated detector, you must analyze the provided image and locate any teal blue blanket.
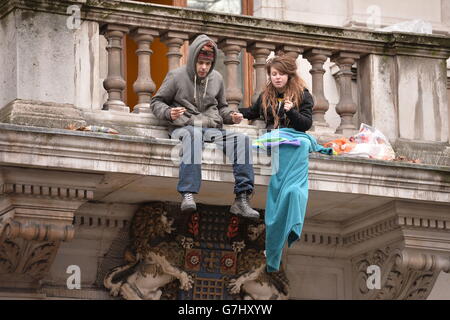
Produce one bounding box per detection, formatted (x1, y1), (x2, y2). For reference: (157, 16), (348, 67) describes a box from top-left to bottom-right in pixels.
(254, 128), (333, 272)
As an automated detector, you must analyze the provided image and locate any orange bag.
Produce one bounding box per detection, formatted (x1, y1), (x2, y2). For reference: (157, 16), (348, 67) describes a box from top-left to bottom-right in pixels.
(323, 138), (356, 155)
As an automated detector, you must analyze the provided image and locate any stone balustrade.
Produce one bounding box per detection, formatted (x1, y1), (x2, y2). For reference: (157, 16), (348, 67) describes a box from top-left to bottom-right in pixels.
(1, 1), (450, 299)
(0, 0), (449, 144)
(75, 0), (449, 141)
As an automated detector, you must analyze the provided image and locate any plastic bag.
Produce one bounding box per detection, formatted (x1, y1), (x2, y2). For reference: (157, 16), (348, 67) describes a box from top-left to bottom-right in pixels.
(323, 137), (356, 155)
(346, 124), (396, 160)
(376, 19), (432, 35)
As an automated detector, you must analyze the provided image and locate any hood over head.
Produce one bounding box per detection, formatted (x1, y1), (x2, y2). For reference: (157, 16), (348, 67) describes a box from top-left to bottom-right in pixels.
(187, 34), (218, 79)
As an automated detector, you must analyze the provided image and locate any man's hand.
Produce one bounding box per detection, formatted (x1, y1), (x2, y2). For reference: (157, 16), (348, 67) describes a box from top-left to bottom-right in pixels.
(231, 112), (243, 124)
(170, 107), (186, 120)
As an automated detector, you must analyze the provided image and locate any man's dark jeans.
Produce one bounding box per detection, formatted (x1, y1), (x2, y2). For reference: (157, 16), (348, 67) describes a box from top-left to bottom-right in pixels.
(171, 126), (254, 195)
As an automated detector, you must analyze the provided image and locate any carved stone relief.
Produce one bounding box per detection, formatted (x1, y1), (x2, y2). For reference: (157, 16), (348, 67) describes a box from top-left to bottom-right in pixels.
(0, 238), (59, 288)
(352, 246), (450, 300)
(102, 202), (290, 300)
(0, 167), (101, 290)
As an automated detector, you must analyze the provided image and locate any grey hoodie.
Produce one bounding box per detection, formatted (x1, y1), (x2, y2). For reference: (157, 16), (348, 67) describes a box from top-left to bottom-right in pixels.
(150, 34), (234, 133)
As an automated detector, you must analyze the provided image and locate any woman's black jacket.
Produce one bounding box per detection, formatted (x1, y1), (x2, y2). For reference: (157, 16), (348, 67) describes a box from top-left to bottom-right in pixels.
(238, 88), (313, 132)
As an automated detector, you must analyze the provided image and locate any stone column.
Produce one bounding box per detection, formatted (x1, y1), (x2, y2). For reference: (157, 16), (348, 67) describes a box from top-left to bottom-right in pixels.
(101, 24), (130, 113)
(161, 32), (189, 71)
(276, 44), (303, 60)
(304, 49), (332, 130)
(249, 42), (275, 104)
(219, 39), (247, 111)
(331, 52), (360, 136)
(130, 28), (159, 114)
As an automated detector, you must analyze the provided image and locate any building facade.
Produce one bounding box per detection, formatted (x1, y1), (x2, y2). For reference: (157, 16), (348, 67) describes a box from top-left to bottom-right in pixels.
(0, 0), (449, 299)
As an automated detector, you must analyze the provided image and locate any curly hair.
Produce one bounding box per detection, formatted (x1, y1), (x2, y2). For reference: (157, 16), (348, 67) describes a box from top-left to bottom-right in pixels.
(130, 203), (173, 257)
(261, 53), (308, 128)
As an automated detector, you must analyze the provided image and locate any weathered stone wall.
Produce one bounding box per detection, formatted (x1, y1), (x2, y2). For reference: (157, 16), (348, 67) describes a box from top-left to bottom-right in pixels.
(359, 55), (449, 144)
(349, 0), (444, 30)
(0, 0), (449, 300)
(256, 0), (449, 33)
(73, 21), (106, 112)
(0, 9), (107, 111)
(358, 55), (397, 141)
(396, 56), (448, 143)
(0, 12), (17, 109)
(15, 10), (76, 104)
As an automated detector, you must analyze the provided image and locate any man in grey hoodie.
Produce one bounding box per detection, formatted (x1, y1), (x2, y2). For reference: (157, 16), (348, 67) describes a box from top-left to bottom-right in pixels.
(151, 34), (259, 220)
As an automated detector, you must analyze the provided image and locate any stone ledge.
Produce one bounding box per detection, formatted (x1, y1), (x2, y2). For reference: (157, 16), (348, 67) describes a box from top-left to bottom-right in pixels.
(83, 110), (169, 139)
(0, 99), (87, 129)
(0, 123), (449, 206)
(41, 286), (113, 300)
(392, 139), (450, 167)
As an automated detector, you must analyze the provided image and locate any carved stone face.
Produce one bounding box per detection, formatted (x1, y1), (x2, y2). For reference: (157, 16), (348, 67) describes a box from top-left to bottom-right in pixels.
(247, 223), (265, 241)
(159, 213), (175, 234)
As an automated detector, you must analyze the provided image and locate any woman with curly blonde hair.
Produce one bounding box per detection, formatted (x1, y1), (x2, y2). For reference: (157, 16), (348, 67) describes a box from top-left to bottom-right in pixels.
(239, 54), (313, 132)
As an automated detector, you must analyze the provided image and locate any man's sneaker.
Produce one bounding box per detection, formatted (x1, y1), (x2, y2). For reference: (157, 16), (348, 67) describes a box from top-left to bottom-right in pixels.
(230, 192), (260, 220)
(181, 192), (197, 213)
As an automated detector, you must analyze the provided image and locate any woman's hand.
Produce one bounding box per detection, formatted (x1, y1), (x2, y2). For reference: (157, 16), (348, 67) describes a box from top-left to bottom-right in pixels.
(284, 99), (294, 112)
(170, 107), (186, 120)
(231, 112), (244, 124)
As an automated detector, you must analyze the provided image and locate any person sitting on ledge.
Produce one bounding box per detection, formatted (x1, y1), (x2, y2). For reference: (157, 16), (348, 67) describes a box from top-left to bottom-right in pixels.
(151, 34), (259, 220)
(238, 53), (313, 132)
(240, 53), (319, 272)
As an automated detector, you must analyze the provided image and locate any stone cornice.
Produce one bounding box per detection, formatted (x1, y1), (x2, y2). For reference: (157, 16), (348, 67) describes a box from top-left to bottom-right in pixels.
(1, 124), (449, 204)
(73, 214), (129, 229)
(308, 156), (450, 201)
(343, 217), (400, 246)
(1, 0), (450, 59)
(289, 201), (450, 259)
(397, 215), (449, 230)
(0, 183), (94, 200)
(0, 163), (103, 289)
(4, 220), (74, 242)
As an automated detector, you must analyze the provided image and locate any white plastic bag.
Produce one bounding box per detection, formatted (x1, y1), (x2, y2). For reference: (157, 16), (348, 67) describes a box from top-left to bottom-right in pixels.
(347, 124), (396, 160)
(376, 19), (432, 35)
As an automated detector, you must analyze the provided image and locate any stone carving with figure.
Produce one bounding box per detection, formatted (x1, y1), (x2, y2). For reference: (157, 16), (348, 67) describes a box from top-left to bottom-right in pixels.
(228, 223), (289, 300)
(103, 203), (193, 300)
(103, 202), (291, 300)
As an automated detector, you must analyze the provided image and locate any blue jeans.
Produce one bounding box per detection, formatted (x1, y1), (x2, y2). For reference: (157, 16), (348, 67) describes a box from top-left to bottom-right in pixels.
(171, 126), (254, 195)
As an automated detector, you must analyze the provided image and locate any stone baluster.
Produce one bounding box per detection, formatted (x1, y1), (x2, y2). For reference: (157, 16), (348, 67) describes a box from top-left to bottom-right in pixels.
(249, 42), (275, 104)
(276, 44), (303, 60)
(161, 32), (189, 71)
(304, 49), (332, 130)
(130, 28), (159, 114)
(101, 24), (130, 112)
(331, 52), (360, 136)
(218, 39), (247, 111)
